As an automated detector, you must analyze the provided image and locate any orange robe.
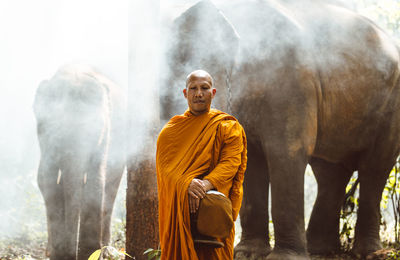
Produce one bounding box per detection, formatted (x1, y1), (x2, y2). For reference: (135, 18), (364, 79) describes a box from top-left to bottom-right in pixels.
(156, 109), (247, 260)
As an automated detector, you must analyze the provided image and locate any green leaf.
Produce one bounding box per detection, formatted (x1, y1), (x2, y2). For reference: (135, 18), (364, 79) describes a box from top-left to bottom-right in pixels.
(144, 248), (154, 255)
(122, 251), (134, 259)
(88, 249), (102, 260)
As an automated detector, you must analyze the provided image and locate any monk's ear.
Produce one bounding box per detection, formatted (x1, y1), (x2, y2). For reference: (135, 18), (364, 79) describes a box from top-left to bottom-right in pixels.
(212, 88), (216, 97)
(183, 88), (187, 98)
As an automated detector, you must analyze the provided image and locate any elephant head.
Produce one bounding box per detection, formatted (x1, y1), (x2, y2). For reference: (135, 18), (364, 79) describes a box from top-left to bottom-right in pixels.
(34, 66), (111, 162)
(161, 0), (239, 121)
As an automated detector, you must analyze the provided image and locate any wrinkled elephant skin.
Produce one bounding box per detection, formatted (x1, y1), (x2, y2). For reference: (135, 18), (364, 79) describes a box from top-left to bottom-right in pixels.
(34, 65), (125, 260)
(162, 0), (400, 259)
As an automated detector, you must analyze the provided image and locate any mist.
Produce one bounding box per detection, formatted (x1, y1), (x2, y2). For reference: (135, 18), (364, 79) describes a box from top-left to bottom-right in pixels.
(0, 0), (128, 241)
(0, 0), (399, 257)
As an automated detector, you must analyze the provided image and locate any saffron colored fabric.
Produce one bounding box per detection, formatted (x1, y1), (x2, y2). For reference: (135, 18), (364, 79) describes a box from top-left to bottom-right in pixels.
(156, 109), (247, 260)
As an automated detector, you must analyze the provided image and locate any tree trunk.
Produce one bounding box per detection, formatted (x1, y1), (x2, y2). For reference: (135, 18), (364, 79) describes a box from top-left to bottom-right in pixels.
(126, 1), (160, 259)
(126, 146), (159, 260)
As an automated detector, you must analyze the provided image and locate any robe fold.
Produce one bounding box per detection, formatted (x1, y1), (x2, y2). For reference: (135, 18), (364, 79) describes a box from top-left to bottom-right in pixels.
(156, 109), (247, 260)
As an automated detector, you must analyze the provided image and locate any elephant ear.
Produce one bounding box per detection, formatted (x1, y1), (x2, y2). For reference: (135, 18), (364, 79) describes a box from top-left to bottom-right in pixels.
(161, 0), (240, 119)
(33, 80), (50, 120)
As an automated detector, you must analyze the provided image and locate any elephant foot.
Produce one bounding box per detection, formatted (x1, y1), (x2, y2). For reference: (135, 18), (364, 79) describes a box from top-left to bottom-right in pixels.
(307, 238), (341, 255)
(308, 245), (341, 256)
(234, 238), (271, 260)
(50, 253), (75, 260)
(266, 249), (310, 260)
(351, 239), (382, 258)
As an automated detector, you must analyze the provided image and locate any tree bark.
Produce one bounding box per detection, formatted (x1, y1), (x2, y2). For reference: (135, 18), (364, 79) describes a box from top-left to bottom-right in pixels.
(126, 146), (159, 260)
(126, 1), (160, 259)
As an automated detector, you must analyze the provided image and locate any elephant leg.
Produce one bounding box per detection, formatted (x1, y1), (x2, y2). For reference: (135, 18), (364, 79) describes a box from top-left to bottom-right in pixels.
(307, 157), (352, 255)
(265, 146), (309, 260)
(78, 157), (105, 260)
(102, 165), (124, 246)
(62, 167), (83, 260)
(352, 153), (397, 257)
(37, 158), (68, 260)
(235, 138), (271, 260)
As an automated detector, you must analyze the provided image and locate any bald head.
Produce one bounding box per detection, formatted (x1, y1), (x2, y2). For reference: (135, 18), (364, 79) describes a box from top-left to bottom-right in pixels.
(183, 70), (216, 116)
(185, 70), (213, 88)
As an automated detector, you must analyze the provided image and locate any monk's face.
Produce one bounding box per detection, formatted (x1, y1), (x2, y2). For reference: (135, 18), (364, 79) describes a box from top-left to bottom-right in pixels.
(183, 74), (216, 116)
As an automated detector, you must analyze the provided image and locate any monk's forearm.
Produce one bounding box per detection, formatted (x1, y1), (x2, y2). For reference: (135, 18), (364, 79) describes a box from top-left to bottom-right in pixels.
(204, 162), (240, 191)
(205, 122), (244, 191)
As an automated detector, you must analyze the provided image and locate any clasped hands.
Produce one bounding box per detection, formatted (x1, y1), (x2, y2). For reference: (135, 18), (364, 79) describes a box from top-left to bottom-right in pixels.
(188, 178), (214, 214)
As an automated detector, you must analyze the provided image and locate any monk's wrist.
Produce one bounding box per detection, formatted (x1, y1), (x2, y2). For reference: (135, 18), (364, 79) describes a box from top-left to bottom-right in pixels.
(203, 179), (214, 191)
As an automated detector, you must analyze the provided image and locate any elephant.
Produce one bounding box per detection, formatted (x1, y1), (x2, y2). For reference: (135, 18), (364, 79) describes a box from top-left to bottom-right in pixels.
(160, 0), (400, 259)
(33, 65), (125, 260)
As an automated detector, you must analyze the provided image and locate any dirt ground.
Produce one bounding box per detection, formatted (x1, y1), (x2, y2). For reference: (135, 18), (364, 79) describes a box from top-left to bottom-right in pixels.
(0, 237), (398, 260)
(310, 249), (399, 260)
(0, 236), (47, 260)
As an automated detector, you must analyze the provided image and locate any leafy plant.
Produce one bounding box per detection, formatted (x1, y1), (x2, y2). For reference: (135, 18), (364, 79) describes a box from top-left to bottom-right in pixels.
(143, 247), (161, 260)
(340, 174), (359, 251)
(382, 160), (400, 243)
(386, 249), (400, 260)
(88, 246), (133, 260)
(338, 157), (400, 252)
(111, 217), (126, 250)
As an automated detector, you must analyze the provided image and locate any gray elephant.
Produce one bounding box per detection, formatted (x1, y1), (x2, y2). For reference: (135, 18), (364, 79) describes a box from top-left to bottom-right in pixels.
(161, 0), (400, 259)
(34, 65), (125, 260)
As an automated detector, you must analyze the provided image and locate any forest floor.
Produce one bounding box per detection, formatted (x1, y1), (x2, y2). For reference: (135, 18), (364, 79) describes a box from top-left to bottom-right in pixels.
(0, 219), (126, 260)
(0, 234), (47, 260)
(0, 235), (126, 260)
(1, 238), (399, 260)
(309, 248), (399, 260)
(0, 215), (399, 260)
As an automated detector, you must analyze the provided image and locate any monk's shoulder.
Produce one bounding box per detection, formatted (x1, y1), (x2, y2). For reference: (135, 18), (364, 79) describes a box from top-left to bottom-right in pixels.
(218, 113), (243, 129)
(157, 114), (188, 141)
(218, 118), (244, 142)
(219, 119), (238, 128)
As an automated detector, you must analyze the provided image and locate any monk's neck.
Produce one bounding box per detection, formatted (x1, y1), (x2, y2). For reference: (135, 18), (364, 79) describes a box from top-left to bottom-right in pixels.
(189, 109), (211, 116)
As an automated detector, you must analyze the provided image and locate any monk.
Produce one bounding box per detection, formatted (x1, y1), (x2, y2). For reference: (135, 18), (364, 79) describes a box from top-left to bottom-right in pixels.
(156, 70), (247, 259)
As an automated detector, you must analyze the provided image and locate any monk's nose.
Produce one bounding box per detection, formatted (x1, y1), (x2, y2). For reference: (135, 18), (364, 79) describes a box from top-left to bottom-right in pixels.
(195, 90), (203, 97)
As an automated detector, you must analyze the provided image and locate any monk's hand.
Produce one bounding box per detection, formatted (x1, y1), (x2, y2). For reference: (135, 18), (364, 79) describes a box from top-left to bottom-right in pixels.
(202, 179), (214, 192)
(188, 178), (206, 213)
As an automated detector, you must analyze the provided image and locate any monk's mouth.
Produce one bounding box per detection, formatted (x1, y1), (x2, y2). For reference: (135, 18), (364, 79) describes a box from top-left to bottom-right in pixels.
(193, 100), (205, 103)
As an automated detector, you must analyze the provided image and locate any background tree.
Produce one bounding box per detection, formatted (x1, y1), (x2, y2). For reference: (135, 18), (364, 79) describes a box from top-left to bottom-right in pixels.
(126, 1), (160, 259)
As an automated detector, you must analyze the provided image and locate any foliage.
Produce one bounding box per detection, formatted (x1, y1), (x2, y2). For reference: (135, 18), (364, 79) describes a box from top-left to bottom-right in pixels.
(88, 246), (133, 260)
(0, 171), (48, 260)
(356, 0), (400, 43)
(89, 249), (102, 260)
(386, 249), (400, 260)
(112, 217), (127, 250)
(0, 171), (47, 238)
(340, 174), (359, 251)
(382, 161), (400, 243)
(339, 158), (400, 252)
(143, 247), (161, 260)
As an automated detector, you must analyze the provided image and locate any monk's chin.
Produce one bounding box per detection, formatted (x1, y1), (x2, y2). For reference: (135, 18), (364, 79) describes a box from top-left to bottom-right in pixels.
(190, 107), (209, 116)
